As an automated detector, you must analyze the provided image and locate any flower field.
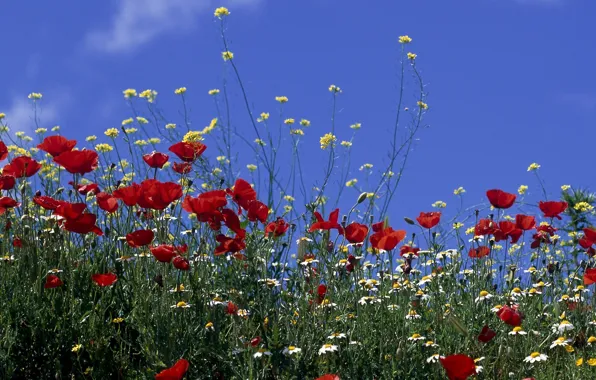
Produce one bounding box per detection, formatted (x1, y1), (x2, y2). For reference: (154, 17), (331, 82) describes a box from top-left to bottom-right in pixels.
(1, 6), (596, 380)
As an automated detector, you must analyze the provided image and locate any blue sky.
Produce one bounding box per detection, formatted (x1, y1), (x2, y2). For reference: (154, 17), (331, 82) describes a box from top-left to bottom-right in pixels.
(1, 0), (595, 227)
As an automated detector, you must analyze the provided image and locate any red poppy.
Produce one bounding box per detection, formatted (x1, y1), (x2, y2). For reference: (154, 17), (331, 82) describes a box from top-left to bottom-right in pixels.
(155, 358), (189, 380)
(539, 201), (568, 220)
(530, 224), (557, 249)
(54, 150), (99, 175)
(54, 202), (103, 236)
(478, 325), (496, 343)
(227, 178), (257, 212)
(113, 183), (142, 207)
(126, 229), (155, 248)
(169, 141), (207, 162)
(0, 141), (7, 161)
(150, 245), (179, 263)
(316, 376), (340, 380)
(496, 305), (522, 326)
(182, 190), (227, 219)
(369, 222), (406, 251)
(137, 180), (183, 210)
(222, 208), (246, 239)
(416, 211), (441, 229)
(70, 181), (100, 195)
(515, 214), (536, 231)
(143, 152), (169, 169)
(474, 219), (498, 236)
(265, 217), (290, 237)
(37, 135), (77, 157)
(12, 236), (22, 248)
(214, 234), (246, 256)
(400, 245), (420, 257)
(486, 189), (516, 209)
(344, 222), (368, 244)
(173, 256), (190, 271)
(91, 273), (117, 287)
(584, 268), (596, 286)
(0, 175), (15, 190)
(309, 208), (344, 234)
(584, 228), (596, 244)
(468, 246), (490, 258)
(493, 221), (522, 244)
(0, 196), (20, 215)
(3, 156), (41, 178)
(182, 190), (228, 231)
(33, 195), (64, 211)
(246, 200), (269, 223)
(172, 162), (192, 174)
(317, 284), (327, 304)
(96, 192), (119, 213)
(63, 213), (103, 236)
(440, 354), (476, 380)
(226, 301), (239, 315)
(44, 274), (64, 289)
(250, 337), (261, 347)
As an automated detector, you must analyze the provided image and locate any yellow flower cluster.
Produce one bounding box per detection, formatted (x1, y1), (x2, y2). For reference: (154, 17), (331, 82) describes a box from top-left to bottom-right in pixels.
(574, 202), (594, 212)
(329, 84), (342, 93)
(275, 96), (288, 103)
(527, 162), (541, 171)
(214, 7), (230, 17)
(123, 89), (137, 98)
(28, 92), (43, 100)
(208, 89), (220, 95)
(518, 185), (528, 195)
(105, 128), (119, 138)
(222, 51), (234, 61)
(320, 133), (337, 150)
(454, 187), (466, 195)
(139, 89), (157, 103)
(399, 35), (413, 44)
(183, 131), (204, 143)
(95, 144), (113, 153)
(175, 87), (187, 95)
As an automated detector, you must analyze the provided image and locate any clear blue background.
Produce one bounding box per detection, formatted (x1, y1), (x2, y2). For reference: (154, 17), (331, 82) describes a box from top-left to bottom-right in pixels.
(1, 0), (595, 229)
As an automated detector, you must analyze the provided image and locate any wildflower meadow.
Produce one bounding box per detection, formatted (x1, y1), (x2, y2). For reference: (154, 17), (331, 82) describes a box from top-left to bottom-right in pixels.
(1, 5), (596, 380)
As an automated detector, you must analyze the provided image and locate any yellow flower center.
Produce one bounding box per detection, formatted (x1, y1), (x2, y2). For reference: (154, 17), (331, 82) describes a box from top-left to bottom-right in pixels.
(411, 334), (421, 339)
(479, 290), (489, 297)
(176, 301), (187, 308)
(530, 352), (541, 358)
(513, 327), (523, 332)
(289, 346), (296, 351)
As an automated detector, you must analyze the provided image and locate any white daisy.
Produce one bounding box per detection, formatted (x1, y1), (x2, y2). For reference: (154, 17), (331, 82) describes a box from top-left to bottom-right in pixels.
(524, 352), (548, 363)
(318, 343), (338, 355)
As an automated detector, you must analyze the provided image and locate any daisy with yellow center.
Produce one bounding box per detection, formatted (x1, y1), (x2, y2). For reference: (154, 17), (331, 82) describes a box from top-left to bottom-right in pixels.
(475, 290), (493, 303)
(171, 301), (191, 309)
(508, 326), (527, 335)
(318, 344), (338, 355)
(550, 337), (571, 349)
(408, 333), (425, 342)
(524, 352), (548, 363)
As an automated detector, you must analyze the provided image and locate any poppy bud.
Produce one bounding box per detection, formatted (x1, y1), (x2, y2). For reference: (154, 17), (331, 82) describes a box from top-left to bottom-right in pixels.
(341, 215), (347, 228)
(35, 190), (41, 197)
(357, 192), (368, 204)
(153, 274), (163, 287)
(327, 241), (334, 253)
(404, 217), (415, 225)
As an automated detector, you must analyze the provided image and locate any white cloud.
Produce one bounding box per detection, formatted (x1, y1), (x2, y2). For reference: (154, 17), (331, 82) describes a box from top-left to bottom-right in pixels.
(86, 0), (259, 54)
(1, 94), (66, 134)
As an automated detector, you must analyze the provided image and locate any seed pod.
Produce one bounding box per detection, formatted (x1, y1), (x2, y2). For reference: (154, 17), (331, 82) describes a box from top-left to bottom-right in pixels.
(357, 192), (368, 204)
